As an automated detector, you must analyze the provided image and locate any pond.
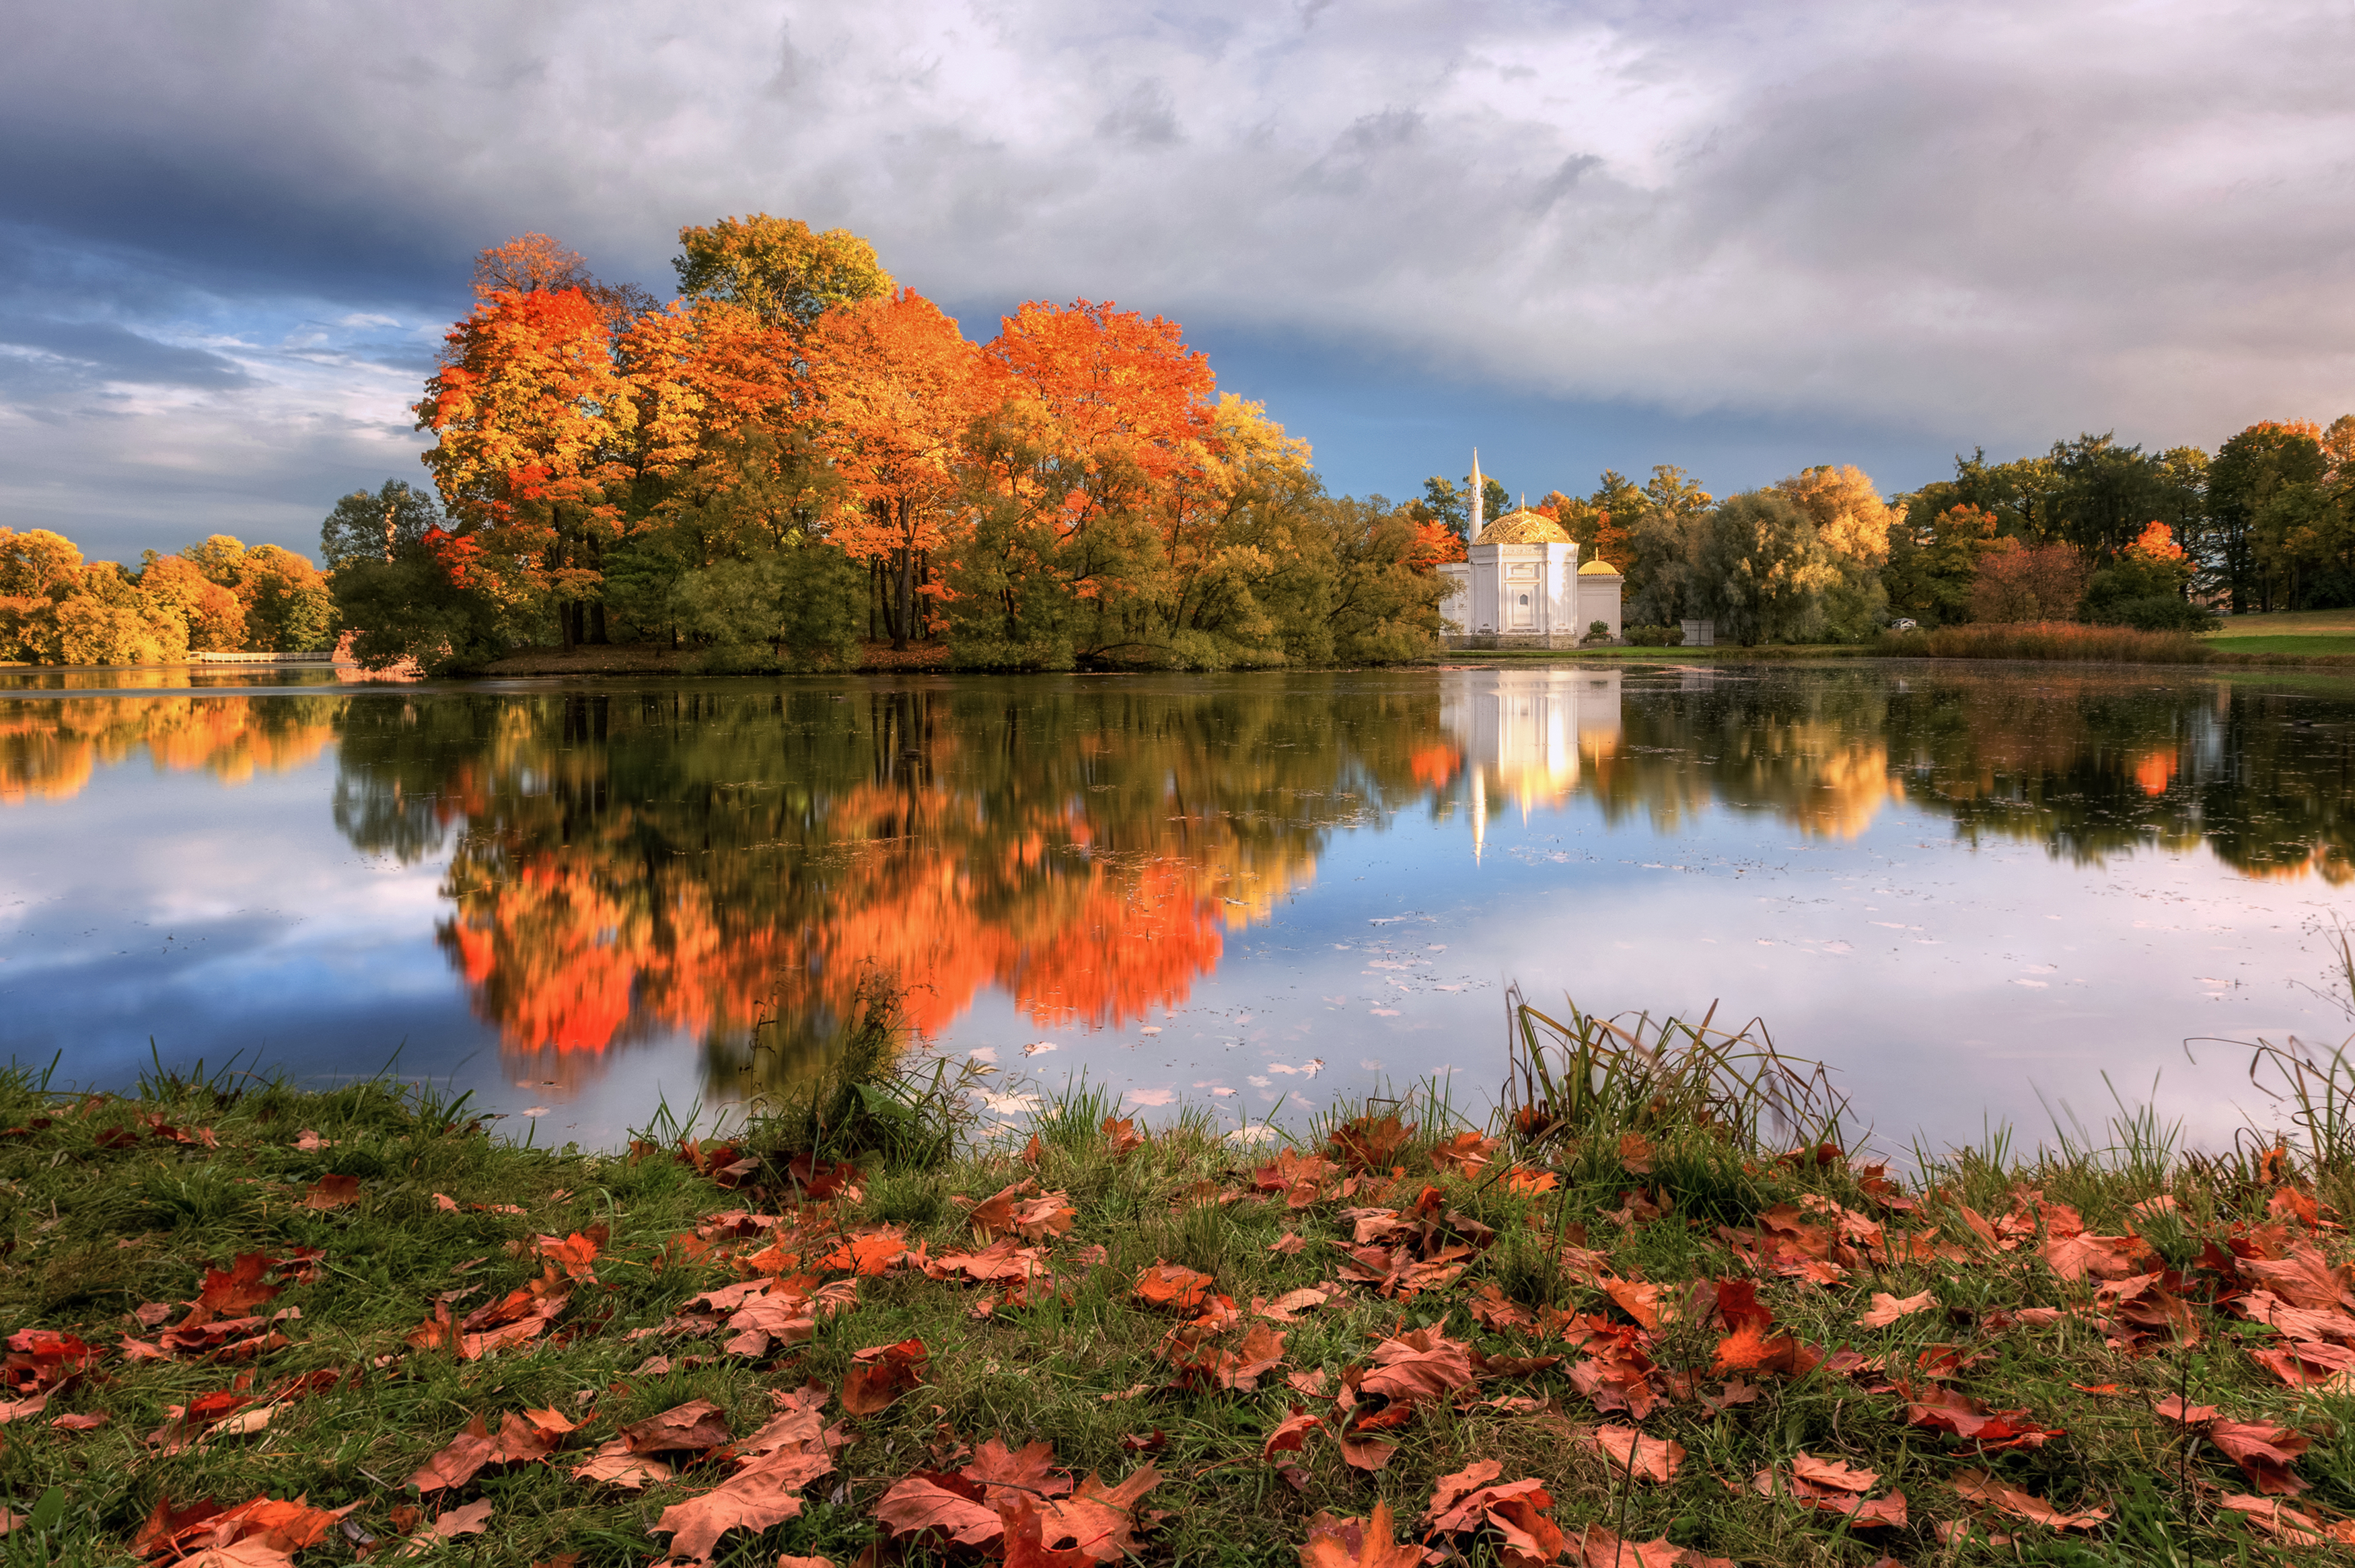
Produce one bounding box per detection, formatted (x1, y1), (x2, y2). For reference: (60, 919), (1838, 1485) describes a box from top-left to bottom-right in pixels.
(4, 661), (2354, 1158)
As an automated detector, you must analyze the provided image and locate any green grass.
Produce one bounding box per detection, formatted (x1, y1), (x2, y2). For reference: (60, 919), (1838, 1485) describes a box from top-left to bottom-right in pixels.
(2204, 634), (2355, 657)
(9, 1000), (2355, 1566)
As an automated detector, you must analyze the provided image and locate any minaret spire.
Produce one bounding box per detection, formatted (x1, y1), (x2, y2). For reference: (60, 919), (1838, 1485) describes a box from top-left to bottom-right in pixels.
(1469, 449), (1484, 542)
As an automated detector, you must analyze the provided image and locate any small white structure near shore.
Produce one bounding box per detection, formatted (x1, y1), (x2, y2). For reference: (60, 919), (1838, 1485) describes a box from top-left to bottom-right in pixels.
(1435, 452), (1622, 648)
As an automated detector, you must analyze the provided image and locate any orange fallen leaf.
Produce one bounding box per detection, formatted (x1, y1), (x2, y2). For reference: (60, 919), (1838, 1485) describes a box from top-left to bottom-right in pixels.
(1299, 1499), (1424, 1568)
(1587, 1424), (1683, 1483)
(300, 1175), (359, 1211)
(1952, 1469), (2109, 1530)
(1858, 1289), (1936, 1328)
(841, 1337), (927, 1415)
(1132, 1261), (1215, 1313)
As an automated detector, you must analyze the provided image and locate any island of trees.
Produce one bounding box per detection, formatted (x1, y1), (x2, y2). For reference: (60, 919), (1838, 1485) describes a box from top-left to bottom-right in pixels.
(1, 217), (2350, 668)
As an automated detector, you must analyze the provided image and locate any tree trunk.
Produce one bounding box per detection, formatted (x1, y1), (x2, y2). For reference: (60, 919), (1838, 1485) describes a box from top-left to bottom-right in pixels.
(890, 546), (911, 652)
(560, 600), (577, 652)
(589, 601), (609, 644)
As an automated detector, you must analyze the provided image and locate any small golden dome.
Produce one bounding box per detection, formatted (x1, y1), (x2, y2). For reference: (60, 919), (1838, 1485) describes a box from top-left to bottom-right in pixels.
(1474, 508), (1571, 546)
(1577, 556), (1622, 575)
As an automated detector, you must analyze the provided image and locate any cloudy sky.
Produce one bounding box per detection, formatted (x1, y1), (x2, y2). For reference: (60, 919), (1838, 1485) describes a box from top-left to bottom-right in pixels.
(5, 1), (2350, 564)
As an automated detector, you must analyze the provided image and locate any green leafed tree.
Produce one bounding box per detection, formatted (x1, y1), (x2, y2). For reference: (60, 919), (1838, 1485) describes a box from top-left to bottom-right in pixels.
(321, 479), (442, 568)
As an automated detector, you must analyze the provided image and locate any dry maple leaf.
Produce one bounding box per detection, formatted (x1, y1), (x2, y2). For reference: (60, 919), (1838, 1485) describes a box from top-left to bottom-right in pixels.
(650, 1447), (834, 1565)
(1858, 1289), (1936, 1328)
(842, 1337), (928, 1415)
(393, 1498), (492, 1559)
(570, 1438), (672, 1490)
(300, 1174), (359, 1211)
(1616, 1131), (1657, 1174)
(1264, 1407), (1321, 1463)
(1101, 1115), (1145, 1159)
(1430, 1131), (1500, 1174)
(1588, 1424), (1683, 1483)
(621, 1397), (732, 1454)
(876, 1474), (1005, 1548)
(1268, 1232), (1307, 1256)
(2208, 1418), (2314, 1495)
(1569, 1526), (1734, 1567)
(819, 1227), (907, 1276)
(1362, 1327), (1474, 1404)
(1423, 1462), (1565, 1568)
(1133, 1261), (1216, 1312)
(1299, 1499), (1424, 1568)
(964, 1437), (1075, 1505)
(1952, 1469), (2109, 1530)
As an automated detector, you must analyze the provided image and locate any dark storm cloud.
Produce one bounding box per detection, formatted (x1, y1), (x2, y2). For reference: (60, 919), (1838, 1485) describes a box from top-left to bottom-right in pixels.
(2, 0), (2351, 558)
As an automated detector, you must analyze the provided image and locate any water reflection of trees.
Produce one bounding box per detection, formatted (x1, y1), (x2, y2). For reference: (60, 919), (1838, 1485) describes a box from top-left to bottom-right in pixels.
(1449, 667), (2355, 879)
(1881, 673), (2355, 881)
(0, 694), (339, 805)
(328, 679), (1453, 1098)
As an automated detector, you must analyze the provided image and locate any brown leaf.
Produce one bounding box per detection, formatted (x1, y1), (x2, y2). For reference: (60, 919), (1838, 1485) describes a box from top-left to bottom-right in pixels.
(1264, 1407), (1321, 1462)
(1362, 1327), (1475, 1404)
(570, 1438), (673, 1491)
(1587, 1424), (1683, 1483)
(2208, 1419), (2313, 1495)
(1101, 1116), (1145, 1160)
(394, 1499), (492, 1559)
(876, 1474), (1004, 1548)
(1221, 1324), (1288, 1392)
(840, 1338), (927, 1415)
(1952, 1469), (2109, 1530)
(1268, 1232), (1306, 1256)
(649, 1448), (832, 1566)
(1858, 1289), (1936, 1329)
(301, 1174), (360, 1211)
(622, 1397), (732, 1454)
(1791, 1452), (1877, 1492)
(1616, 1131), (1657, 1174)
(1430, 1131), (1500, 1175)
(1132, 1261), (1216, 1312)
(1299, 1499), (1424, 1568)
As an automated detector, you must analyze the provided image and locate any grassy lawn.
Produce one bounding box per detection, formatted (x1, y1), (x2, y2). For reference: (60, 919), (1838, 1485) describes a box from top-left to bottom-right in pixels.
(7, 1000), (2355, 1566)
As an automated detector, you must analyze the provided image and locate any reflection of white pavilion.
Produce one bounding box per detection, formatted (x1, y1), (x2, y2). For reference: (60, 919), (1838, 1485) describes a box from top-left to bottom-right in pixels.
(1441, 669), (1623, 860)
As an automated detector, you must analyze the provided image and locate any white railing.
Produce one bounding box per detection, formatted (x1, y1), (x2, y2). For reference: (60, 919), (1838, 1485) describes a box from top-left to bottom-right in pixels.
(192, 650), (342, 663)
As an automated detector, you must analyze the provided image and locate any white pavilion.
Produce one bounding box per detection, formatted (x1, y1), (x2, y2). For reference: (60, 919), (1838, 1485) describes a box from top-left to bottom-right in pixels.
(1435, 451), (1623, 648)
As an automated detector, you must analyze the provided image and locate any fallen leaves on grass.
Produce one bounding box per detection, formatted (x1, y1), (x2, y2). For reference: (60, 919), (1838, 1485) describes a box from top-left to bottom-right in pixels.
(1422, 1461), (1566, 1568)
(1753, 1452), (1908, 1529)
(1586, 1424), (1683, 1483)
(1299, 1500), (1424, 1568)
(1952, 1468), (2109, 1531)
(1858, 1288), (1936, 1327)
(841, 1337), (927, 1415)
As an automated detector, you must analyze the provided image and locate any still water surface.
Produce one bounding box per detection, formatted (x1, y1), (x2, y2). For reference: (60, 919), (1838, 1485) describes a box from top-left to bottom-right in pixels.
(4, 662), (2353, 1156)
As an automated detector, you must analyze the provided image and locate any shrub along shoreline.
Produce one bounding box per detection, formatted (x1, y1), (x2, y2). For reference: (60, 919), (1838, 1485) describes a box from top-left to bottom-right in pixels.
(6, 998), (2355, 1566)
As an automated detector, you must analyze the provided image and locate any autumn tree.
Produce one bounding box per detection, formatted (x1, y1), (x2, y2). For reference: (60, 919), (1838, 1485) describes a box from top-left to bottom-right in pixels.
(414, 285), (641, 649)
(137, 553), (246, 650)
(804, 290), (981, 649)
(1970, 539), (2090, 622)
(949, 299), (1215, 668)
(1776, 464), (1895, 640)
(673, 215), (894, 330)
(1883, 503), (2001, 626)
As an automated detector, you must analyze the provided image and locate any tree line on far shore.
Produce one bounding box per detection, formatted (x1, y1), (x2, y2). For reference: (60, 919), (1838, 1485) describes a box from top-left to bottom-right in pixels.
(1420, 418), (2352, 644)
(5, 211), (2348, 667)
(0, 529), (334, 665)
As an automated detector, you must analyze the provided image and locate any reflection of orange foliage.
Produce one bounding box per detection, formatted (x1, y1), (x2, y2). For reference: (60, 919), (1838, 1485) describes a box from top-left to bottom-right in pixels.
(441, 856), (787, 1057)
(1408, 743), (1461, 790)
(0, 696), (335, 806)
(2133, 750), (2176, 797)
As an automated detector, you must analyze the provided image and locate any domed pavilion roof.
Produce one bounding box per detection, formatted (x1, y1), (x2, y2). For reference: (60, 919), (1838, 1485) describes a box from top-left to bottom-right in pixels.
(1475, 507), (1572, 546)
(1577, 556), (1622, 575)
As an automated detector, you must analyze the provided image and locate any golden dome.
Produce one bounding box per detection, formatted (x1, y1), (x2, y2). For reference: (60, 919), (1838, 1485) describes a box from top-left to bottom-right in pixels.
(1475, 508), (1571, 545)
(1577, 557), (1622, 575)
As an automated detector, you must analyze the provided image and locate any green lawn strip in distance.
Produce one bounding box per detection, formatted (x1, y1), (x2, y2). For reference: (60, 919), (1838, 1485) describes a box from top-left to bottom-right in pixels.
(0, 1024), (2340, 1567)
(2204, 634), (2355, 656)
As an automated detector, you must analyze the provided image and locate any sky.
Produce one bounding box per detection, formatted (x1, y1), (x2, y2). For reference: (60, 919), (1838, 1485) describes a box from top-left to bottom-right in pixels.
(3, 1), (2352, 566)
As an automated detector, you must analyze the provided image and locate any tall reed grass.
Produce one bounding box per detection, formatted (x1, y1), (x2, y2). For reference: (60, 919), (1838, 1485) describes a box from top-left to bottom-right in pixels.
(1877, 620), (2212, 663)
